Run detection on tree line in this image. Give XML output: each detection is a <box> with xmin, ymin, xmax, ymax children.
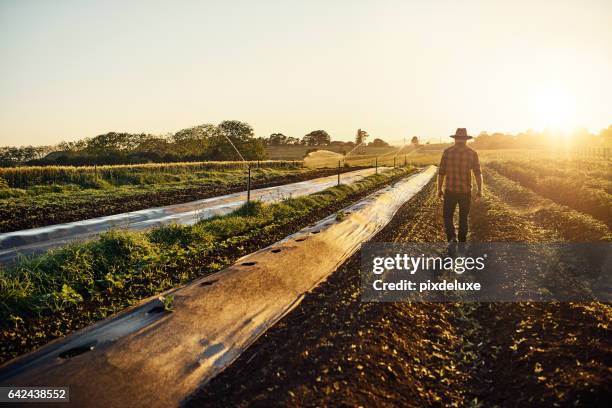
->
<box><xmin>0</xmin><ymin>124</ymin><xmax>392</xmax><ymax>167</ymax></box>
<box><xmin>470</xmin><ymin>126</ymin><xmax>612</xmax><ymax>150</ymax></box>
<box><xmin>8</xmin><ymin>121</ymin><xmax>605</xmax><ymax>167</ymax></box>
<box><xmin>0</xmin><ymin>121</ymin><xmax>266</xmax><ymax>167</ymax></box>
<box><xmin>268</xmin><ymin>129</ymin><xmax>389</xmax><ymax>148</ymax></box>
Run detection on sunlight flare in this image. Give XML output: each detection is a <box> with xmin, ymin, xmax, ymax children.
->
<box><xmin>530</xmin><ymin>86</ymin><xmax>577</xmax><ymax>132</ymax></box>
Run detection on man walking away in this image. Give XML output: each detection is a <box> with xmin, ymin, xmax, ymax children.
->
<box><xmin>437</xmin><ymin>128</ymin><xmax>482</xmax><ymax>243</ymax></box>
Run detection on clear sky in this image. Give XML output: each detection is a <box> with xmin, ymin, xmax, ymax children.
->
<box><xmin>1</xmin><ymin>0</ymin><xmax>611</xmax><ymax>146</ymax></box>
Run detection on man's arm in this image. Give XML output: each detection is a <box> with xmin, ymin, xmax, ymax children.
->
<box><xmin>472</xmin><ymin>151</ymin><xmax>483</xmax><ymax>197</ymax></box>
<box><xmin>437</xmin><ymin>151</ymin><xmax>447</xmax><ymax>198</ymax></box>
<box><xmin>437</xmin><ymin>174</ymin><xmax>445</xmax><ymax>198</ymax></box>
<box><xmin>474</xmin><ymin>173</ymin><xmax>483</xmax><ymax>197</ymax></box>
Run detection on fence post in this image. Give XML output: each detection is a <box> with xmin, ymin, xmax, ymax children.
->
<box><xmin>404</xmin><ymin>155</ymin><xmax>407</xmax><ymax>166</ymax></box>
<box><xmin>338</xmin><ymin>160</ymin><xmax>341</xmax><ymax>186</ymax></box>
<box><xmin>375</xmin><ymin>157</ymin><xmax>378</xmax><ymax>174</ymax></box>
<box><xmin>246</xmin><ymin>165</ymin><xmax>251</xmax><ymax>215</ymax></box>
<box><xmin>393</xmin><ymin>157</ymin><xmax>396</xmax><ymax>167</ymax></box>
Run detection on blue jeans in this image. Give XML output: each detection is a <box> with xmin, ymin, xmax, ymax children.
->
<box><xmin>443</xmin><ymin>190</ymin><xmax>471</xmax><ymax>242</ymax></box>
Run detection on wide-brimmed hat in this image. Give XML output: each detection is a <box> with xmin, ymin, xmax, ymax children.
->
<box><xmin>450</xmin><ymin>128</ymin><xmax>473</xmax><ymax>139</ymax></box>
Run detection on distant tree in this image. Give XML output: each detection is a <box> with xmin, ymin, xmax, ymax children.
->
<box><xmin>472</xmin><ymin>132</ymin><xmax>515</xmax><ymax>149</ymax></box>
<box><xmin>171</xmin><ymin>124</ymin><xmax>217</xmax><ymax>156</ymax></box>
<box><xmin>58</xmin><ymin>139</ymin><xmax>88</xmax><ymax>152</ymax></box>
<box><xmin>601</xmin><ymin>125</ymin><xmax>612</xmax><ymax>146</ymax></box>
<box><xmin>207</xmin><ymin>120</ymin><xmax>266</xmax><ymax>160</ymax></box>
<box><xmin>85</xmin><ymin>132</ymin><xmax>142</xmax><ymax>152</ymax></box>
<box><xmin>268</xmin><ymin>133</ymin><xmax>288</xmax><ymax>146</ymax></box>
<box><xmin>302</xmin><ymin>130</ymin><xmax>331</xmax><ymax>146</ymax></box>
<box><xmin>286</xmin><ymin>136</ymin><xmax>300</xmax><ymax>145</ymax></box>
<box><xmin>0</xmin><ymin>145</ymin><xmax>58</xmax><ymax>166</ymax></box>
<box><xmin>355</xmin><ymin>129</ymin><xmax>368</xmax><ymax>145</ymax></box>
<box><xmin>410</xmin><ymin>136</ymin><xmax>419</xmax><ymax>145</ymax></box>
<box><xmin>218</xmin><ymin>120</ymin><xmax>254</xmax><ymax>142</ymax></box>
<box><xmin>173</xmin><ymin>124</ymin><xmax>217</xmax><ymax>142</ymax></box>
<box><xmin>1</xmin><ymin>120</ymin><xmax>271</xmax><ymax>166</ymax></box>
<box><xmin>267</xmin><ymin>133</ymin><xmax>300</xmax><ymax>146</ymax></box>
<box><xmin>135</xmin><ymin>135</ymin><xmax>174</xmax><ymax>156</ymax></box>
<box><xmin>369</xmin><ymin>138</ymin><xmax>389</xmax><ymax>147</ymax></box>
<box><xmin>0</xmin><ymin>146</ymin><xmax>55</xmax><ymax>166</ymax></box>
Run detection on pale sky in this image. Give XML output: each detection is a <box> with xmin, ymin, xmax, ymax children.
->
<box><xmin>1</xmin><ymin>0</ymin><xmax>611</xmax><ymax>146</ymax></box>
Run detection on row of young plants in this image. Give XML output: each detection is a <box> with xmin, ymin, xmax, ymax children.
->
<box><xmin>487</xmin><ymin>160</ymin><xmax>611</xmax><ymax>227</ymax></box>
<box><xmin>0</xmin><ymin>159</ymin><xmax>303</xmax><ymax>189</ymax></box>
<box><xmin>467</xmin><ymin>190</ymin><xmax>611</xmax><ymax>406</ymax></box>
<box><xmin>482</xmin><ymin>167</ymin><xmax>610</xmax><ymax>242</ymax></box>
<box><xmin>0</xmin><ymin>167</ymin><xmax>415</xmax><ymax>363</ymax></box>
<box><xmin>0</xmin><ymin>167</ymin><xmax>330</xmax><ymax>232</ymax></box>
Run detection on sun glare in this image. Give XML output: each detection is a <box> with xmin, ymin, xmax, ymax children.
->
<box><xmin>530</xmin><ymin>86</ymin><xmax>577</xmax><ymax>132</ymax></box>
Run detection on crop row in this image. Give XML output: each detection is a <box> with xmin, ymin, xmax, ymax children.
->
<box><xmin>497</xmin><ymin>158</ymin><xmax>610</xmax><ymax>191</ymax></box>
<box><xmin>0</xmin><ymin>167</ymin><xmax>330</xmax><ymax>232</ymax></box>
<box><xmin>482</xmin><ymin>167</ymin><xmax>610</xmax><ymax>242</ymax></box>
<box><xmin>487</xmin><ymin>161</ymin><xmax>611</xmax><ymax>227</ymax></box>
<box><xmin>0</xmin><ymin>160</ymin><xmax>303</xmax><ymax>189</ymax></box>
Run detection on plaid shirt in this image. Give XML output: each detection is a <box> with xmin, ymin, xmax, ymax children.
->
<box><xmin>439</xmin><ymin>145</ymin><xmax>481</xmax><ymax>193</ymax></box>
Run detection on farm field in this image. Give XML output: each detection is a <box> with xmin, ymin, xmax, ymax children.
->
<box><xmin>0</xmin><ymin>156</ymin><xmax>610</xmax><ymax>407</ymax></box>
<box><xmin>3</xmin><ymin>2</ymin><xmax>611</xmax><ymax>406</ymax></box>
<box><xmin>0</xmin><ymin>147</ymin><xmax>556</xmax><ymax>235</ymax></box>
<box><xmin>189</xmin><ymin>160</ymin><xmax>611</xmax><ymax>407</ymax></box>
<box><xmin>303</xmin><ymin>147</ymin><xmax>579</xmax><ymax>169</ymax></box>
<box><xmin>0</xmin><ymin>166</ymin><xmax>416</xmax><ymax>363</ymax></box>
<box><xmin>0</xmin><ymin>161</ymin><xmax>373</xmax><ymax>233</ymax></box>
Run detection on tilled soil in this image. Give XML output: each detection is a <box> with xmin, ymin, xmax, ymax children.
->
<box><xmin>466</xmin><ymin>171</ymin><xmax>611</xmax><ymax>407</ymax></box>
<box><xmin>187</xmin><ymin>173</ymin><xmax>611</xmax><ymax>407</ymax></box>
<box><xmin>188</xmin><ymin>182</ymin><xmax>474</xmax><ymax>407</ymax></box>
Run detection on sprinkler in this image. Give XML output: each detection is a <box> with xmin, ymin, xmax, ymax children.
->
<box><xmin>220</xmin><ymin>134</ymin><xmax>251</xmax><ymax>213</ymax></box>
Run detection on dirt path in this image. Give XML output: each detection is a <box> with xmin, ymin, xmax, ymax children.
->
<box><xmin>186</xmin><ymin>174</ymin><xmax>611</xmax><ymax>407</ymax></box>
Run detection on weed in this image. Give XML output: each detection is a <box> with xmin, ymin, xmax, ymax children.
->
<box><xmin>161</xmin><ymin>295</ymin><xmax>174</xmax><ymax>312</ymax></box>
